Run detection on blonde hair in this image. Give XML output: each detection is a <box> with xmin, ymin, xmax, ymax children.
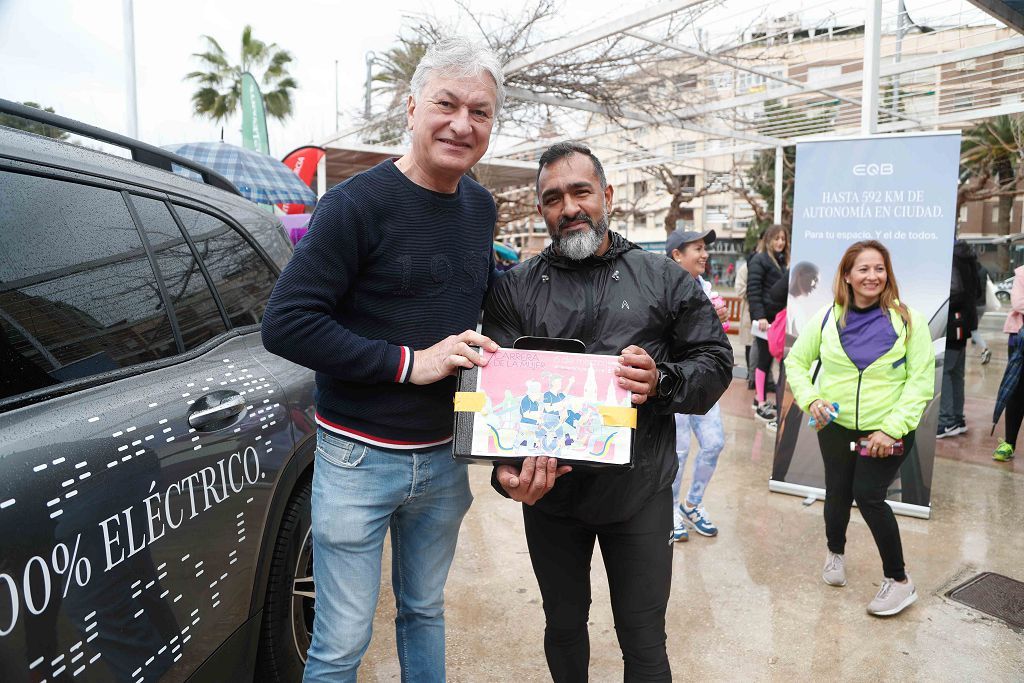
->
<box><xmin>761</xmin><ymin>224</ymin><xmax>789</xmax><ymax>268</ymax></box>
<box><xmin>833</xmin><ymin>240</ymin><xmax>910</xmax><ymax>332</ymax></box>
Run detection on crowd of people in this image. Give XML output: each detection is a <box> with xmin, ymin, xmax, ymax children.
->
<box><xmin>259</xmin><ymin>34</ymin><xmax>1011</xmax><ymax>683</ymax></box>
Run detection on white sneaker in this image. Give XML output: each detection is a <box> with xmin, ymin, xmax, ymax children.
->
<box><xmin>822</xmin><ymin>552</ymin><xmax>847</xmax><ymax>587</ymax></box>
<box><xmin>867</xmin><ymin>575</ymin><xmax>917</xmax><ymax>616</ymax></box>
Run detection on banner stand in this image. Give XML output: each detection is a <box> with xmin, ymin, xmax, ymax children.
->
<box><xmin>768</xmin><ymin>480</ymin><xmax>932</xmax><ymax>520</ymax></box>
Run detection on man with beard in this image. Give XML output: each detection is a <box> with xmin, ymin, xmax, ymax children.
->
<box><xmin>483</xmin><ymin>141</ymin><xmax>733</xmax><ymax>681</ymax></box>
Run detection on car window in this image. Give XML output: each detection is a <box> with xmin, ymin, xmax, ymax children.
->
<box><xmin>129</xmin><ymin>195</ymin><xmax>229</xmax><ymax>350</ymax></box>
<box><xmin>0</xmin><ymin>172</ymin><xmax>178</xmax><ymax>402</ymax></box>
<box><xmin>172</xmin><ymin>205</ymin><xmax>277</xmax><ymax>328</ymax></box>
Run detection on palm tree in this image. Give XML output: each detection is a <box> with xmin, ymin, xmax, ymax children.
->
<box><xmin>359</xmin><ymin>40</ymin><xmax>429</xmax><ymax>144</ymax></box>
<box><xmin>960</xmin><ymin>115</ymin><xmax>1023</xmax><ymax>235</ymax></box>
<box><xmin>185</xmin><ymin>25</ymin><xmax>297</xmax><ymax>124</ymax></box>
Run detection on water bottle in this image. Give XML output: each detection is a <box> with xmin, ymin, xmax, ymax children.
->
<box><xmin>852</xmin><ymin>439</ymin><xmax>905</xmax><ymax>457</ymax></box>
<box><xmin>807</xmin><ymin>402</ymin><xmax>839</xmax><ymax>431</ymax></box>
<box><xmin>710</xmin><ymin>293</ymin><xmax>730</xmax><ymax>332</ymax></box>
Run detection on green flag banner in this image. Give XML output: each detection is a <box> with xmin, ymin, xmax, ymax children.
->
<box><xmin>241</xmin><ymin>71</ymin><xmax>269</xmax><ymax>155</ymax></box>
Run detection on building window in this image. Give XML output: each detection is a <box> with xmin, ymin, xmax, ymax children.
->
<box><xmin>672</xmin><ymin>141</ymin><xmax>696</xmax><ymax>157</ymax></box>
<box><xmin>992</xmin><ymin>205</ymin><xmax>1001</xmax><ymax>223</ymax></box>
<box><xmin>705</xmin><ymin>205</ymin><xmax>729</xmax><ymax>224</ymax></box>
<box><xmin>807</xmin><ymin>65</ymin><xmax>842</xmax><ymax>83</ymax></box>
<box><xmin>1003</xmin><ymin>54</ymin><xmax>1024</xmax><ymax>70</ymax></box>
<box><xmin>674</xmin><ymin>174</ymin><xmax>696</xmax><ymax>191</ymax></box>
<box><xmin>952</xmin><ymin>93</ymin><xmax>974</xmax><ymax>110</ymax></box>
<box><xmin>955</xmin><ymin>58</ymin><xmax>976</xmax><ymax>72</ymax></box>
<box><xmin>632</xmin><ymin>181</ymin><xmax>649</xmax><ymax>199</ymax></box>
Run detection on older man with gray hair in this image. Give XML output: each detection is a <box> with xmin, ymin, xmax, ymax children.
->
<box><xmin>261</xmin><ymin>37</ymin><xmax>505</xmax><ymax>682</ymax></box>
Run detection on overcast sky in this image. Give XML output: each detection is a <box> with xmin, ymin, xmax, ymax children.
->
<box><xmin>0</xmin><ymin>0</ymin><xmax>995</xmax><ymax>158</ymax></box>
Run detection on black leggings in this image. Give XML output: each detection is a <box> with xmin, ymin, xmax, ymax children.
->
<box><xmin>1005</xmin><ymin>338</ymin><xmax>1024</xmax><ymax>449</ymax></box>
<box><xmin>754</xmin><ymin>336</ymin><xmax>773</xmax><ymax>374</ymax></box>
<box><xmin>522</xmin><ymin>488</ymin><xmax>673</xmax><ymax>683</ymax></box>
<box><xmin>817</xmin><ymin>424</ymin><xmax>914</xmax><ymax>581</ymax></box>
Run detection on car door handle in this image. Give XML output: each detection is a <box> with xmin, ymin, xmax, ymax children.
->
<box><xmin>188</xmin><ymin>392</ymin><xmax>247</xmax><ymax>430</ymax></box>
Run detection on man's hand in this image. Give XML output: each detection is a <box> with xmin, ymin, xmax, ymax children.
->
<box><xmin>496</xmin><ymin>457</ymin><xmax>572</xmax><ymax>505</ymax></box>
<box><xmin>410</xmin><ymin>330</ymin><xmax>498</xmax><ymax>385</ymax></box>
<box><xmin>616</xmin><ymin>345</ymin><xmax>658</xmax><ymax>406</ymax></box>
<box><xmin>864</xmin><ymin>430</ymin><xmax>897</xmax><ymax>458</ymax></box>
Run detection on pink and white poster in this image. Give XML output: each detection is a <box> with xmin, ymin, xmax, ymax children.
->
<box><xmin>469</xmin><ymin>348</ymin><xmax>633</xmax><ymax>465</ymax></box>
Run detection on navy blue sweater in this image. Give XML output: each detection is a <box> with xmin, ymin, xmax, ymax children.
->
<box><xmin>261</xmin><ymin>160</ymin><xmax>496</xmax><ymax>447</ymax></box>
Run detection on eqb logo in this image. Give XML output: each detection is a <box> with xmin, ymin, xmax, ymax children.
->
<box><xmin>852</xmin><ymin>163</ymin><xmax>894</xmax><ymax>176</ymax></box>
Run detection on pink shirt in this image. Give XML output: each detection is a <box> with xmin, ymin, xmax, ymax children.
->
<box><xmin>1003</xmin><ymin>265</ymin><xmax>1024</xmax><ymax>335</ymax></box>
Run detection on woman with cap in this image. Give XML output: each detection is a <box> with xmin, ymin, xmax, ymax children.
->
<box><xmin>665</xmin><ymin>229</ymin><xmax>729</xmax><ymax>541</ymax></box>
<box><xmin>747</xmin><ymin>225</ymin><xmax>789</xmax><ymax>424</ymax></box>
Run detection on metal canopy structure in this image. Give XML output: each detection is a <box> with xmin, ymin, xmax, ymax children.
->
<box><xmin>489</xmin><ymin>0</ymin><xmax>1024</xmax><ymax>169</ymax></box>
<box><xmin>319</xmin><ymin>0</ymin><xmax>1024</xmax><ymax>227</ymax></box>
<box><xmin>967</xmin><ymin>0</ymin><xmax>1024</xmax><ymax>32</ymax></box>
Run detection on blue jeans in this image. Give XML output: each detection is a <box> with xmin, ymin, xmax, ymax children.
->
<box><xmin>671</xmin><ymin>405</ymin><xmax>725</xmax><ymax>507</ymax></box>
<box><xmin>303</xmin><ymin>429</ymin><xmax>473</xmax><ymax>683</ymax></box>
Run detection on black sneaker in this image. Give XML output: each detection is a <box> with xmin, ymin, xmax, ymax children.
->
<box><xmin>755</xmin><ymin>404</ymin><xmax>777</xmax><ymax>422</ymax></box>
<box><xmin>936</xmin><ymin>423</ymin><xmax>959</xmax><ymax>439</ymax></box>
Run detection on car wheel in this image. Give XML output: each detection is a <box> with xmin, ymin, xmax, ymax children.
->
<box><xmin>256</xmin><ymin>476</ymin><xmax>314</xmax><ymax>682</ymax></box>
<box><xmin>997</xmin><ymin>290</ymin><xmax>1010</xmax><ymax>304</ymax></box>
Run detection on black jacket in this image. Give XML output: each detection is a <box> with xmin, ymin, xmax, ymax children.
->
<box><xmin>747</xmin><ymin>251</ymin><xmax>787</xmax><ymax>323</ymax></box>
<box><xmin>481</xmin><ymin>232</ymin><xmax>734</xmax><ymax>524</ymax></box>
<box><xmin>947</xmin><ymin>241</ymin><xmax>980</xmax><ymax>347</ymax></box>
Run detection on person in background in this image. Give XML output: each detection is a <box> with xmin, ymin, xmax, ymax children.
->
<box><xmin>938</xmin><ymin>240</ymin><xmax>980</xmax><ymax>439</ymax></box>
<box><xmin>747</xmin><ymin>224</ymin><xmax>789</xmax><ymax>424</ymax></box>
<box><xmin>735</xmin><ymin>253</ymin><xmax>754</xmax><ymax>390</ymax></box>
<box><xmin>786</xmin><ymin>240</ymin><xmax>934</xmax><ymax>617</ymax></box>
<box><xmin>993</xmin><ymin>264</ymin><xmax>1024</xmax><ymax>462</ymax></box>
<box><xmin>666</xmin><ymin>228</ymin><xmax>729</xmax><ymax>542</ymax></box>
<box><xmin>972</xmin><ymin>256</ymin><xmax>992</xmax><ymax>365</ymax></box>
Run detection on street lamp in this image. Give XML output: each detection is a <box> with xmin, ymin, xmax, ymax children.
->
<box><xmin>364</xmin><ymin>51</ymin><xmax>378</xmax><ymax>120</ymax></box>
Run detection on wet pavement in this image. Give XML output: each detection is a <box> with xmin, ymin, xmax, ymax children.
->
<box><xmin>358</xmin><ymin>314</ymin><xmax>1023</xmax><ymax>681</ymax></box>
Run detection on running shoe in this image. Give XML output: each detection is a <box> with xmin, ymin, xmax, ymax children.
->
<box><xmin>822</xmin><ymin>552</ymin><xmax>847</xmax><ymax>587</ymax></box>
<box><xmin>981</xmin><ymin>348</ymin><xmax>992</xmax><ymax>365</ymax></box>
<box><xmin>936</xmin><ymin>423</ymin><xmax>959</xmax><ymax>439</ymax></box>
<box><xmin>867</xmin><ymin>575</ymin><xmax>917</xmax><ymax>616</ymax></box>
<box><xmin>755</xmin><ymin>404</ymin><xmax>777</xmax><ymax>423</ymax></box>
<box><xmin>681</xmin><ymin>504</ymin><xmax>718</xmax><ymax>537</ymax></box>
<box><xmin>993</xmin><ymin>440</ymin><xmax>1015</xmax><ymax>462</ymax></box>
<box><xmin>672</xmin><ymin>510</ymin><xmax>689</xmax><ymax>542</ymax></box>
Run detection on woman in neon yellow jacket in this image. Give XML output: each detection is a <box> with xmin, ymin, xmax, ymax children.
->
<box><xmin>785</xmin><ymin>240</ymin><xmax>935</xmax><ymax>617</ymax></box>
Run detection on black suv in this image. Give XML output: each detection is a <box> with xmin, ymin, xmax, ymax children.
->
<box><xmin>0</xmin><ymin>100</ymin><xmax>316</xmax><ymax>682</ymax></box>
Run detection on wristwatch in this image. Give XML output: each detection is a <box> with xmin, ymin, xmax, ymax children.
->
<box><xmin>656</xmin><ymin>370</ymin><xmax>679</xmax><ymax>399</ymax></box>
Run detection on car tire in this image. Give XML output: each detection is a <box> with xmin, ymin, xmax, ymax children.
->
<box><xmin>997</xmin><ymin>290</ymin><xmax>1011</xmax><ymax>304</ymax></box>
<box><xmin>255</xmin><ymin>475</ymin><xmax>314</xmax><ymax>682</ymax></box>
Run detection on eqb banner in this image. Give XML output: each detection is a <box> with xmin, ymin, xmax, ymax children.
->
<box><xmin>770</xmin><ymin>131</ymin><xmax>961</xmax><ymax>518</ymax></box>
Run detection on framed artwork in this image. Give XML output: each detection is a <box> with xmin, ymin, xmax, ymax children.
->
<box><xmin>453</xmin><ymin>347</ymin><xmax>634</xmax><ymax>468</ymax></box>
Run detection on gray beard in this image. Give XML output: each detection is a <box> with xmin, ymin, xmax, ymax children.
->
<box><xmin>553</xmin><ymin>213</ymin><xmax>609</xmax><ymax>261</ymax></box>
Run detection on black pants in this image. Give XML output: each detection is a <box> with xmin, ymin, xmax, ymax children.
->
<box><xmin>817</xmin><ymin>424</ymin><xmax>914</xmax><ymax>581</ymax></box>
<box><xmin>522</xmin><ymin>488</ymin><xmax>673</xmax><ymax>683</ymax></box>
<box><xmin>754</xmin><ymin>336</ymin><xmax>773</xmax><ymax>375</ymax></box>
<box><xmin>1005</xmin><ymin>338</ymin><xmax>1024</xmax><ymax>448</ymax></box>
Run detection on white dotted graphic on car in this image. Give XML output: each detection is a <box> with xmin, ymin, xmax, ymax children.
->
<box><xmin>6</xmin><ymin>356</ymin><xmax>290</xmax><ymax>675</ymax></box>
